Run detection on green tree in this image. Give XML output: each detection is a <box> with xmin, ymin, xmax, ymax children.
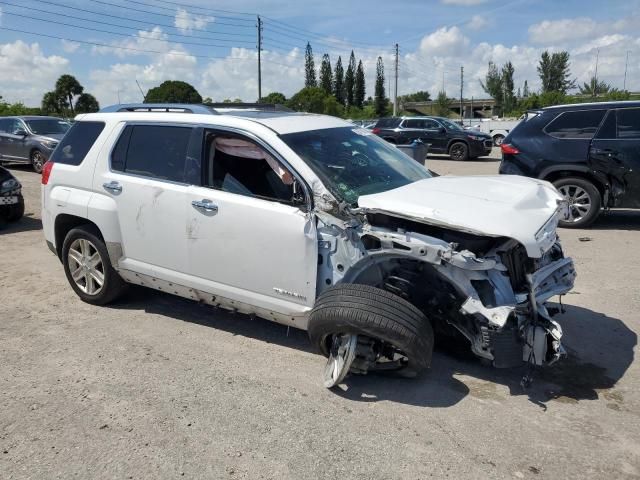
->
<box><xmin>322</xmin><ymin>95</ymin><xmax>344</xmax><ymax>117</ymax></box>
<box><xmin>75</xmin><ymin>93</ymin><xmax>100</xmax><ymax>113</ymax></box>
<box><xmin>333</xmin><ymin>56</ymin><xmax>345</xmax><ymax>105</ymax></box>
<box><xmin>522</xmin><ymin>80</ymin><xmax>530</xmax><ymax>98</ymax></box>
<box><xmin>480</xmin><ymin>61</ymin><xmax>503</xmax><ymax>110</ymax></box>
<box><xmin>287</xmin><ymin>86</ymin><xmax>327</xmax><ymax>113</ymax></box>
<box><xmin>202</xmin><ymin>97</ymin><xmax>213</xmax><ymax>104</ymax></box>
<box><xmin>222</xmin><ymin>98</ymin><xmax>243</xmax><ymax>103</ymax></box>
<box><xmin>344</xmin><ymin>51</ymin><xmax>356</xmax><ymax>107</ymax></box>
<box><xmin>41</xmin><ymin>91</ymin><xmax>65</xmax><ymax>114</ymax></box>
<box><xmin>538</xmin><ymin>51</ymin><xmax>576</xmax><ymax>94</ymax></box>
<box><xmin>260</xmin><ymin>92</ymin><xmax>287</xmax><ymax>104</ymax></box>
<box><xmin>579</xmin><ymin>76</ymin><xmax>611</xmax><ymax>96</ymax></box>
<box><xmin>399</xmin><ymin>91</ymin><xmax>431</xmax><ymax>103</ymax></box>
<box><xmin>502</xmin><ymin>61</ymin><xmax>516</xmax><ymax>113</ymax></box>
<box><xmin>304</xmin><ymin>42</ymin><xmax>317</xmax><ymax>88</ymax></box>
<box><xmin>434</xmin><ymin>90</ymin><xmax>450</xmax><ymax>117</ymax></box>
<box><xmin>374</xmin><ymin>56</ymin><xmax>386</xmax><ymax>116</ymax></box>
<box><xmin>319</xmin><ymin>54</ymin><xmax>333</xmax><ymax>95</ymax></box>
<box><xmin>354</xmin><ymin>60</ymin><xmax>366</xmax><ymax>108</ymax></box>
<box><xmin>55</xmin><ymin>74</ymin><xmax>83</xmax><ymax>115</ymax></box>
<box><xmin>144</xmin><ymin>80</ymin><xmax>202</xmax><ymax>103</ymax></box>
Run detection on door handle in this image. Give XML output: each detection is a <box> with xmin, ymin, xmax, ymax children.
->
<box><xmin>103</xmin><ymin>181</ymin><xmax>122</xmax><ymax>193</ymax></box>
<box><xmin>192</xmin><ymin>199</ymin><xmax>218</xmax><ymax>213</ymax></box>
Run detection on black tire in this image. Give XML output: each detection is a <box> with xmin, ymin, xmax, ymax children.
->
<box><xmin>5</xmin><ymin>196</ymin><xmax>24</xmax><ymax>222</ymax></box>
<box><xmin>493</xmin><ymin>134</ymin><xmax>505</xmax><ymax>146</ymax></box>
<box><xmin>553</xmin><ymin>177</ymin><xmax>601</xmax><ymax>228</ymax></box>
<box><xmin>449</xmin><ymin>142</ymin><xmax>469</xmax><ymax>161</ymax></box>
<box><xmin>31</xmin><ymin>150</ymin><xmax>46</xmax><ymax>174</ymax></box>
<box><xmin>62</xmin><ymin>225</ymin><xmax>127</xmax><ymax>305</ymax></box>
<box><xmin>308</xmin><ymin>284</ymin><xmax>434</xmax><ymax>377</ymax></box>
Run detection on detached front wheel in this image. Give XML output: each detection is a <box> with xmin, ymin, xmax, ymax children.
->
<box><xmin>308</xmin><ymin>284</ymin><xmax>434</xmax><ymax>388</ymax></box>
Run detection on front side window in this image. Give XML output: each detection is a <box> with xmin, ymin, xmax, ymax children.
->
<box><xmin>439</xmin><ymin>118</ymin><xmax>462</xmax><ymax>131</ymax></box>
<box><xmin>111</xmin><ymin>125</ymin><xmax>200</xmax><ymax>184</ymax></box>
<box><xmin>26</xmin><ymin>119</ymin><xmax>70</xmax><ymax>135</ymax></box>
<box><xmin>616</xmin><ymin>108</ymin><xmax>640</xmax><ymax>139</ymax></box>
<box><xmin>424</xmin><ymin>119</ymin><xmax>440</xmax><ymax>129</ymax></box>
<box><xmin>203</xmin><ymin>132</ymin><xmax>295</xmax><ymax>203</ymax></box>
<box><xmin>545</xmin><ymin>110</ymin><xmax>606</xmax><ymax>139</ymax></box>
<box><xmin>50</xmin><ymin>121</ymin><xmax>105</xmax><ymax>166</ymax></box>
<box><xmin>281</xmin><ymin>127</ymin><xmax>431</xmax><ymax>205</ymax></box>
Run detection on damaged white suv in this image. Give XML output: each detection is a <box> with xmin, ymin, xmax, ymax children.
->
<box><xmin>42</xmin><ymin>104</ymin><xmax>576</xmax><ymax>387</ymax></box>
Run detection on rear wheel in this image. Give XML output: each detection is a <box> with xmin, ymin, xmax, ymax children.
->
<box><xmin>493</xmin><ymin>134</ymin><xmax>505</xmax><ymax>146</ymax></box>
<box><xmin>449</xmin><ymin>142</ymin><xmax>469</xmax><ymax>161</ymax></box>
<box><xmin>553</xmin><ymin>177</ymin><xmax>601</xmax><ymax>228</ymax></box>
<box><xmin>62</xmin><ymin>225</ymin><xmax>127</xmax><ymax>305</ymax></box>
<box><xmin>30</xmin><ymin>150</ymin><xmax>46</xmax><ymax>174</ymax></box>
<box><xmin>308</xmin><ymin>284</ymin><xmax>434</xmax><ymax>387</ymax></box>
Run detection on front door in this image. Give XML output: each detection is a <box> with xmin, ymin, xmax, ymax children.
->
<box><xmin>422</xmin><ymin>118</ymin><xmax>448</xmax><ymax>152</ymax></box>
<box><xmin>590</xmin><ymin>107</ymin><xmax>640</xmax><ymax>208</ymax></box>
<box><xmin>185</xmin><ymin>129</ymin><xmax>317</xmax><ymax>319</ymax></box>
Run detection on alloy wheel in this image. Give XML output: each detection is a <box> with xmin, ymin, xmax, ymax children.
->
<box><xmin>558</xmin><ymin>184</ymin><xmax>592</xmax><ymax>223</ymax></box>
<box><xmin>31</xmin><ymin>151</ymin><xmax>45</xmax><ymax>174</ymax></box>
<box><xmin>67</xmin><ymin>238</ymin><xmax>105</xmax><ymax>295</ymax></box>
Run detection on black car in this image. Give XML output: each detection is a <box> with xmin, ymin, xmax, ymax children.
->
<box><xmin>0</xmin><ymin>116</ymin><xmax>70</xmax><ymax>173</ymax></box>
<box><xmin>372</xmin><ymin>116</ymin><xmax>493</xmax><ymax>161</ymax></box>
<box><xmin>0</xmin><ymin>165</ymin><xmax>24</xmax><ymax>225</ymax></box>
<box><xmin>500</xmin><ymin>101</ymin><xmax>640</xmax><ymax>228</ymax></box>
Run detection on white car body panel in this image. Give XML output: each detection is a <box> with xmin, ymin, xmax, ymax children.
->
<box><xmin>358</xmin><ymin>175</ymin><xmax>563</xmax><ymax>258</ymax></box>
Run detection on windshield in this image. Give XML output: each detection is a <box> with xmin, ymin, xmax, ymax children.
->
<box><xmin>281</xmin><ymin>127</ymin><xmax>431</xmax><ymax>205</ymax></box>
<box><xmin>26</xmin><ymin>119</ymin><xmax>70</xmax><ymax>135</ymax></box>
<box><xmin>439</xmin><ymin>118</ymin><xmax>463</xmax><ymax>131</ymax></box>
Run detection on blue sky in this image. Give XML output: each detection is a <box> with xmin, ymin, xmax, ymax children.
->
<box><xmin>0</xmin><ymin>0</ymin><xmax>639</xmax><ymax>106</ymax></box>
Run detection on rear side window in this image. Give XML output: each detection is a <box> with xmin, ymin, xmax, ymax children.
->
<box><xmin>544</xmin><ymin>110</ymin><xmax>606</xmax><ymax>139</ymax></box>
<box><xmin>50</xmin><ymin>121</ymin><xmax>105</xmax><ymax>166</ymax></box>
<box><xmin>111</xmin><ymin>125</ymin><xmax>200</xmax><ymax>184</ymax></box>
<box><xmin>375</xmin><ymin>118</ymin><xmax>401</xmax><ymax>128</ymax></box>
<box><xmin>404</xmin><ymin>119</ymin><xmax>424</xmax><ymax>128</ymax></box>
<box><xmin>617</xmin><ymin>108</ymin><xmax>640</xmax><ymax>139</ymax></box>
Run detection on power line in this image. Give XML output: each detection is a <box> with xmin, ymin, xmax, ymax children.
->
<box><xmin>124</xmin><ymin>0</ymin><xmax>256</xmax><ymax>17</ymax></box>
<box><xmin>121</xmin><ymin>0</ymin><xmax>255</xmax><ymax>21</ymax></box>
<box><xmin>0</xmin><ymin>10</ymin><xmax>254</xmax><ymax>48</ymax></box>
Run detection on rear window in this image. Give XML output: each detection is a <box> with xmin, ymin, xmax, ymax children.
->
<box><xmin>50</xmin><ymin>121</ymin><xmax>105</xmax><ymax>166</ymax></box>
<box><xmin>111</xmin><ymin>125</ymin><xmax>200</xmax><ymax>184</ymax></box>
<box><xmin>544</xmin><ymin>109</ymin><xmax>606</xmax><ymax>139</ymax></box>
<box><xmin>375</xmin><ymin>118</ymin><xmax>401</xmax><ymax>128</ymax></box>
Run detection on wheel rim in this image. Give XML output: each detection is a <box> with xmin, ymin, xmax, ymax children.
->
<box><xmin>32</xmin><ymin>151</ymin><xmax>45</xmax><ymax>172</ymax></box>
<box><xmin>558</xmin><ymin>185</ymin><xmax>592</xmax><ymax>223</ymax></box>
<box><xmin>323</xmin><ymin>334</ymin><xmax>358</xmax><ymax>388</ymax></box>
<box><xmin>67</xmin><ymin>238</ymin><xmax>105</xmax><ymax>295</ymax></box>
<box><xmin>450</xmin><ymin>144</ymin><xmax>465</xmax><ymax>160</ymax></box>
<box><xmin>494</xmin><ymin>136</ymin><xmax>504</xmax><ymax>146</ymax></box>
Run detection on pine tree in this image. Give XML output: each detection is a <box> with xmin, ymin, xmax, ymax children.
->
<box><xmin>319</xmin><ymin>54</ymin><xmax>333</xmax><ymax>95</ymax></box>
<box><xmin>354</xmin><ymin>60</ymin><xmax>366</xmax><ymax>108</ymax></box>
<box><xmin>501</xmin><ymin>61</ymin><xmax>515</xmax><ymax>114</ymax></box>
<box><xmin>333</xmin><ymin>56</ymin><xmax>345</xmax><ymax>105</ymax></box>
<box><xmin>304</xmin><ymin>42</ymin><xmax>317</xmax><ymax>88</ymax></box>
<box><xmin>480</xmin><ymin>61</ymin><xmax>503</xmax><ymax>107</ymax></box>
<box><xmin>374</xmin><ymin>56</ymin><xmax>386</xmax><ymax>116</ymax></box>
<box><xmin>537</xmin><ymin>51</ymin><xmax>575</xmax><ymax>94</ymax></box>
<box><xmin>523</xmin><ymin>80</ymin><xmax>530</xmax><ymax>98</ymax></box>
<box><xmin>344</xmin><ymin>51</ymin><xmax>356</xmax><ymax>107</ymax></box>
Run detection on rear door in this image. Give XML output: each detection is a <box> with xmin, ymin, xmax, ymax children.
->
<box><xmin>590</xmin><ymin>108</ymin><xmax>640</xmax><ymax>208</ymax></box>
<box><xmin>1</xmin><ymin>119</ymin><xmax>27</xmax><ymax>160</ymax></box>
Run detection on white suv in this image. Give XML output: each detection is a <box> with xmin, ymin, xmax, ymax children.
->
<box><xmin>42</xmin><ymin>103</ymin><xmax>576</xmax><ymax>387</ymax></box>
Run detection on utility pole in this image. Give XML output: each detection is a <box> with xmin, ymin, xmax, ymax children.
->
<box><xmin>460</xmin><ymin>66</ymin><xmax>464</xmax><ymax>122</ymax></box>
<box><xmin>257</xmin><ymin>15</ymin><xmax>263</xmax><ymax>102</ymax></box>
<box><xmin>624</xmin><ymin>50</ymin><xmax>630</xmax><ymax>91</ymax></box>
<box><xmin>393</xmin><ymin>43</ymin><xmax>399</xmax><ymax>117</ymax></box>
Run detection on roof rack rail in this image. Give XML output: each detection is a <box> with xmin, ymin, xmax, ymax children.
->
<box><xmin>99</xmin><ymin>103</ymin><xmax>219</xmax><ymax>115</ymax></box>
<box><xmin>206</xmin><ymin>103</ymin><xmax>293</xmax><ymax>112</ymax></box>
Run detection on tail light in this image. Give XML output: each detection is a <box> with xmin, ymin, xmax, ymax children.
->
<box><xmin>500</xmin><ymin>143</ymin><xmax>520</xmax><ymax>155</ymax></box>
<box><xmin>371</xmin><ymin>127</ymin><xmax>381</xmax><ymax>135</ymax></box>
<box><xmin>41</xmin><ymin>161</ymin><xmax>54</xmax><ymax>185</ymax></box>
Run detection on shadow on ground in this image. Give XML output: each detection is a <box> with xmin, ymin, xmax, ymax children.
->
<box><xmin>111</xmin><ymin>288</ymin><xmax>635</xmax><ymax>409</ymax></box>
<box><xmin>588</xmin><ymin>209</ymin><xmax>640</xmax><ymax>231</ymax></box>
<box><xmin>0</xmin><ymin>214</ymin><xmax>42</xmax><ymax>234</ymax></box>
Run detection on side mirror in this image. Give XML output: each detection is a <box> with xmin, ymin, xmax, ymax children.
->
<box><xmin>14</xmin><ymin>129</ymin><xmax>27</xmax><ymax>136</ymax></box>
<box><xmin>292</xmin><ymin>180</ymin><xmax>306</xmax><ymax>206</ymax></box>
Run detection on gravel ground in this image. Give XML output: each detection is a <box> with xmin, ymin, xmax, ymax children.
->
<box><xmin>1</xmin><ymin>152</ymin><xmax>639</xmax><ymax>479</ymax></box>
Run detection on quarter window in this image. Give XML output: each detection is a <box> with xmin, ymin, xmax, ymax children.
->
<box><xmin>544</xmin><ymin>110</ymin><xmax>606</xmax><ymax>139</ymax></box>
<box><xmin>111</xmin><ymin>125</ymin><xmax>200</xmax><ymax>184</ymax></box>
<box><xmin>616</xmin><ymin>108</ymin><xmax>640</xmax><ymax>139</ymax></box>
<box><xmin>50</xmin><ymin>121</ymin><xmax>105</xmax><ymax>166</ymax></box>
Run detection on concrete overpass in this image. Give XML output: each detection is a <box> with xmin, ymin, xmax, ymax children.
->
<box><xmin>403</xmin><ymin>98</ymin><xmax>497</xmax><ymax>118</ymax></box>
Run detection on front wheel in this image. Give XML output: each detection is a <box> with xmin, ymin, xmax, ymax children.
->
<box><xmin>448</xmin><ymin>142</ymin><xmax>469</xmax><ymax>161</ymax></box>
<box><xmin>308</xmin><ymin>284</ymin><xmax>434</xmax><ymax>387</ymax></box>
<box><xmin>553</xmin><ymin>177</ymin><xmax>601</xmax><ymax>228</ymax></box>
<box><xmin>30</xmin><ymin>150</ymin><xmax>46</xmax><ymax>174</ymax></box>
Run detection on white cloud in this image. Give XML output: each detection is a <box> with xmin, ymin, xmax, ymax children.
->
<box><xmin>419</xmin><ymin>26</ymin><xmax>469</xmax><ymax>57</ymax></box>
<box><xmin>467</xmin><ymin>14</ymin><xmax>489</xmax><ymax>31</ymax></box>
<box><xmin>0</xmin><ymin>40</ymin><xmax>69</xmax><ymax>105</ymax></box>
<box><xmin>528</xmin><ymin>17</ymin><xmax>598</xmax><ymax>44</ymax></box>
<box><xmin>441</xmin><ymin>0</ymin><xmax>488</xmax><ymax>5</ymax></box>
<box><xmin>174</xmin><ymin>8</ymin><xmax>214</xmax><ymax>34</ymax></box>
<box><xmin>61</xmin><ymin>40</ymin><xmax>81</xmax><ymax>54</ymax></box>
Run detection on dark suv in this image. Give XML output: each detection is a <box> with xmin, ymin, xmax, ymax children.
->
<box><xmin>372</xmin><ymin>116</ymin><xmax>493</xmax><ymax>161</ymax></box>
<box><xmin>0</xmin><ymin>116</ymin><xmax>70</xmax><ymax>173</ymax></box>
<box><xmin>500</xmin><ymin>101</ymin><xmax>640</xmax><ymax>228</ymax></box>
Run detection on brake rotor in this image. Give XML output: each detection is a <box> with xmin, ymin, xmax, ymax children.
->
<box><xmin>323</xmin><ymin>334</ymin><xmax>358</xmax><ymax>388</ymax></box>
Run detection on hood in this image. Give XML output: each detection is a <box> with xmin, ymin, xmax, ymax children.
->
<box><xmin>37</xmin><ymin>133</ymin><xmax>65</xmax><ymax>142</ymax></box>
<box><xmin>358</xmin><ymin>176</ymin><xmax>564</xmax><ymax>258</ymax></box>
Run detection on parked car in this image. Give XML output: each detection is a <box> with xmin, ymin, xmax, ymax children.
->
<box><xmin>0</xmin><ymin>116</ymin><xmax>70</xmax><ymax>173</ymax></box>
<box><xmin>42</xmin><ymin>103</ymin><xmax>574</xmax><ymax>388</ymax></box>
<box><xmin>0</xmin><ymin>165</ymin><xmax>24</xmax><ymax>225</ymax></box>
<box><xmin>500</xmin><ymin>101</ymin><xmax>640</xmax><ymax>228</ymax></box>
<box><xmin>372</xmin><ymin>116</ymin><xmax>493</xmax><ymax>161</ymax></box>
